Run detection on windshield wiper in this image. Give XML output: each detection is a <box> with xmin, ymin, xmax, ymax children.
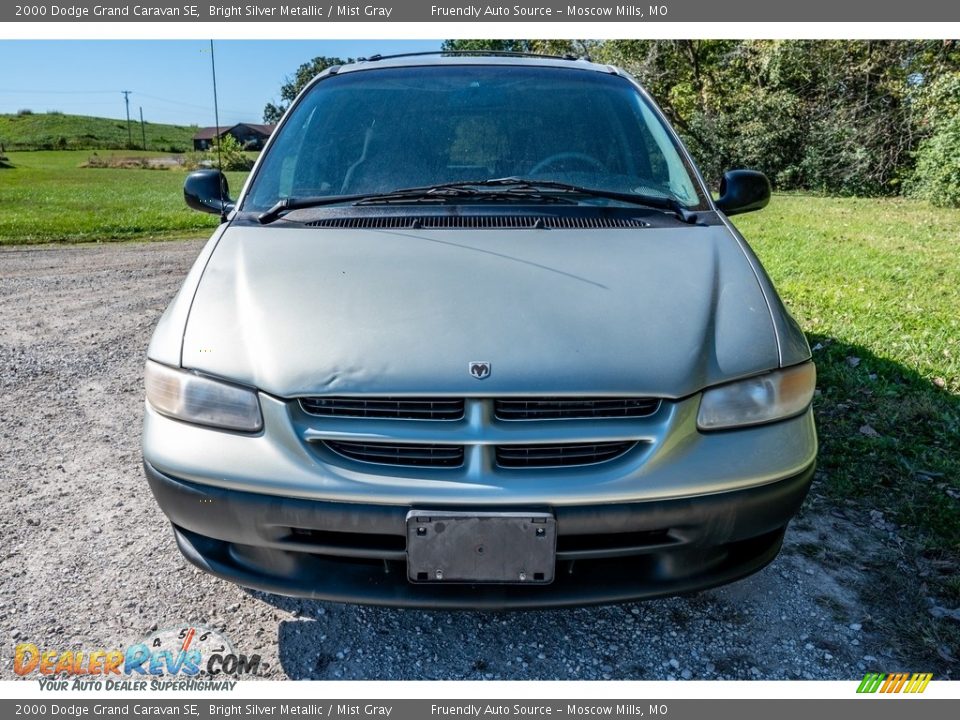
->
<box><xmin>257</xmin><ymin>184</ymin><xmax>573</xmax><ymax>224</ymax></box>
<box><xmin>461</xmin><ymin>177</ymin><xmax>700</xmax><ymax>223</ymax></box>
<box><xmin>258</xmin><ymin>193</ymin><xmax>376</xmax><ymax>224</ymax></box>
<box><xmin>257</xmin><ymin>178</ymin><xmax>697</xmax><ymax>225</ymax></box>
<box><xmin>353</xmin><ymin>184</ymin><xmax>574</xmax><ymax>206</ymax></box>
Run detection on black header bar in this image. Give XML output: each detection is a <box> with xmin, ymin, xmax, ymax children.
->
<box><xmin>4</xmin><ymin>1</ymin><xmax>959</xmax><ymax>23</ymax></box>
<box><xmin>0</xmin><ymin>700</ymin><xmax>956</xmax><ymax>720</ymax></box>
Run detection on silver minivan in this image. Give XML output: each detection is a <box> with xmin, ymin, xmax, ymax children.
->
<box><xmin>142</xmin><ymin>53</ymin><xmax>817</xmax><ymax>608</ymax></box>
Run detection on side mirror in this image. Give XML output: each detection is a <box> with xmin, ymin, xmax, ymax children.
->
<box><xmin>715</xmin><ymin>169</ymin><xmax>771</xmax><ymax>216</ymax></box>
<box><xmin>184</xmin><ymin>169</ymin><xmax>235</xmax><ymax>217</ymax></box>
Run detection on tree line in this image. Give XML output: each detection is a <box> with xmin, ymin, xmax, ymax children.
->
<box><xmin>263</xmin><ymin>40</ymin><xmax>960</xmax><ymax>207</ymax></box>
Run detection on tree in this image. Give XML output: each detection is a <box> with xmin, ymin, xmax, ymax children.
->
<box><xmin>573</xmin><ymin>40</ymin><xmax>958</xmax><ymax>194</ymax></box>
<box><xmin>263</xmin><ymin>55</ymin><xmax>352</xmax><ymax>123</ymax></box>
<box><xmin>208</xmin><ymin>134</ymin><xmax>254</xmax><ymax>171</ymax></box>
<box><xmin>592</xmin><ymin>40</ymin><xmax>738</xmax><ymax>183</ymax></box>
<box><xmin>909</xmin><ymin>71</ymin><xmax>960</xmax><ymax>207</ymax></box>
<box><xmin>440</xmin><ymin>39</ymin><xmax>589</xmax><ymax>57</ymax></box>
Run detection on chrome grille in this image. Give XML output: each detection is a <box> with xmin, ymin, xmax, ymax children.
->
<box><xmin>324</xmin><ymin>441</ymin><xmax>464</xmax><ymax>468</ymax></box>
<box><xmin>495</xmin><ymin>397</ymin><xmax>660</xmax><ymax>420</ymax></box>
<box><xmin>300</xmin><ymin>397</ymin><xmax>658</xmax><ymax>472</ymax></box>
<box><xmin>496</xmin><ymin>441</ymin><xmax>636</xmax><ymax>468</ymax></box>
<box><xmin>300</xmin><ymin>397</ymin><xmax>464</xmax><ymax>420</ymax></box>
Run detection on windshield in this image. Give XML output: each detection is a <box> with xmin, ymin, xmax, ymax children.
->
<box><xmin>243</xmin><ymin>64</ymin><xmax>707</xmax><ymax>212</ymax></box>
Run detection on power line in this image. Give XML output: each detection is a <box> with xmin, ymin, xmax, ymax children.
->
<box><xmin>0</xmin><ymin>88</ymin><xmax>253</xmax><ymax>118</ymax></box>
<box><xmin>134</xmin><ymin>92</ymin><xmax>250</xmax><ymax>116</ymax></box>
<box><xmin>0</xmin><ymin>89</ymin><xmax>118</xmax><ymax>95</ymax></box>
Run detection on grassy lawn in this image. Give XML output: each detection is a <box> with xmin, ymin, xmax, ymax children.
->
<box><xmin>735</xmin><ymin>196</ymin><xmax>959</xmax><ymax>528</ymax></box>
<box><xmin>735</xmin><ymin>195</ymin><xmax>960</xmax><ymax>661</ymax></box>
<box><xmin>0</xmin><ymin>151</ymin><xmax>249</xmax><ymax>244</ymax></box>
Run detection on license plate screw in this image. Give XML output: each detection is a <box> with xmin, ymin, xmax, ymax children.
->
<box><xmin>435</xmin><ymin>569</ymin><xmax>443</xmax><ymax>580</ymax></box>
<box><xmin>519</xmin><ymin>571</ymin><xmax>527</xmax><ymax>581</ymax></box>
<box><xmin>536</xmin><ymin>528</ymin><xmax>545</xmax><ymax>537</ymax></box>
<box><xmin>417</xmin><ymin>527</ymin><xmax>427</xmax><ymax>536</ymax></box>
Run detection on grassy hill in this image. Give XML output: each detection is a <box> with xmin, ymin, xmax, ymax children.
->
<box><xmin>0</xmin><ymin>111</ymin><xmax>199</xmax><ymax>152</ymax></box>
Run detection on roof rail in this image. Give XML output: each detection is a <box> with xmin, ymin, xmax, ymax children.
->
<box><xmin>356</xmin><ymin>50</ymin><xmax>593</xmax><ymax>63</ymax></box>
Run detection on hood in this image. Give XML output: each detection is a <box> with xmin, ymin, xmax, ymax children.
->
<box><xmin>180</xmin><ymin>224</ymin><xmax>778</xmax><ymax>397</ymax></box>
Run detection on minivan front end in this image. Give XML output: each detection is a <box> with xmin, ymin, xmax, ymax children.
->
<box><xmin>142</xmin><ymin>55</ymin><xmax>817</xmax><ymax>608</ymax></box>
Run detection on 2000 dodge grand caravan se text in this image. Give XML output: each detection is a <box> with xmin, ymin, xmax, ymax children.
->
<box><xmin>142</xmin><ymin>53</ymin><xmax>817</xmax><ymax>608</ymax></box>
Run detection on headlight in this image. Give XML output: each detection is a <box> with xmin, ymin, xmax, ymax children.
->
<box><xmin>145</xmin><ymin>360</ymin><xmax>263</xmax><ymax>433</ymax></box>
<box><xmin>697</xmin><ymin>362</ymin><xmax>816</xmax><ymax>430</ymax></box>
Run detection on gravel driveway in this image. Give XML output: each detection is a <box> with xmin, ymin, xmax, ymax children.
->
<box><xmin>0</xmin><ymin>240</ymin><xmax>913</xmax><ymax>681</ymax></box>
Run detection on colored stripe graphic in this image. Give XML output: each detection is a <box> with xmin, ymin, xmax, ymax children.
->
<box><xmin>905</xmin><ymin>673</ymin><xmax>933</xmax><ymax>693</ymax></box>
<box><xmin>857</xmin><ymin>672</ymin><xmax>932</xmax><ymax>693</ymax></box>
<box><xmin>857</xmin><ymin>673</ymin><xmax>885</xmax><ymax>693</ymax></box>
<box><xmin>890</xmin><ymin>673</ymin><xmax>909</xmax><ymax>693</ymax></box>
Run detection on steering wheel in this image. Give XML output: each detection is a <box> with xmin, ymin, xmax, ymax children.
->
<box><xmin>529</xmin><ymin>152</ymin><xmax>606</xmax><ymax>176</ymax></box>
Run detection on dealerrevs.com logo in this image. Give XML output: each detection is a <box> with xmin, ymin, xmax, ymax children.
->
<box><xmin>14</xmin><ymin>624</ymin><xmax>262</xmax><ymax>690</ymax></box>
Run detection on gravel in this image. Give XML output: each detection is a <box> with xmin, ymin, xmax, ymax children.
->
<box><xmin>0</xmin><ymin>240</ymin><xmax>917</xmax><ymax>680</ymax></box>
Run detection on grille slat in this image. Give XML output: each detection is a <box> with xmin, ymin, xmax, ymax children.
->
<box><xmin>324</xmin><ymin>441</ymin><xmax>464</xmax><ymax>468</ymax></box>
<box><xmin>301</xmin><ymin>397</ymin><xmax>464</xmax><ymax>420</ymax></box>
<box><xmin>320</xmin><ymin>440</ymin><xmax>636</xmax><ymax>469</ymax></box>
<box><xmin>304</xmin><ymin>215</ymin><xmax>649</xmax><ymax>230</ymax></box>
<box><xmin>495</xmin><ymin>397</ymin><xmax>660</xmax><ymax>420</ymax></box>
<box><xmin>496</xmin><ymin>441</ymin><xmax>636</xmax><ymax>468</ymax></box>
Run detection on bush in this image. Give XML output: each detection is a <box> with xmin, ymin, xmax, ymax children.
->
<box><xmin>908</xmin><ymin>72</ymin><xmax>960</xmax><ymax>208</ymax></box>
<box><xmin>688</xmin><ymin>88</ymin><xmax>804</xmax><ymax>189</ymax></box>
<box><xmin>16</xmin><ymin>109</ymin><xmax>33</xmax><ymax>116</ymax></box>
<box><xmin>909</xmin><ymin>114</ymin><xmax>960</xmax><ymax>208</ymax></box>
<box><xmin>195</xmin><ymin>134</ymin><xmax>253</xmax><ymax>171</ymax></box>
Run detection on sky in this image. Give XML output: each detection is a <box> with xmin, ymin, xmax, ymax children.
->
<box><xmin>0</xmin><ymin>40</ymin><xmax>442</xmax><ymax>127</ymax></box>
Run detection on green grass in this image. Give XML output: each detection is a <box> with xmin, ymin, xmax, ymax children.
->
<box><xmin>0</xmin><ymin>151</ymin><xmax>249</xmax><ymax>244</ymax></box>
<box><xmin>0</xmin><ymin>112</ymin><xmax>198</xmax><ymax>152</ymax></box>
<box><xmin>735</xmin><ymin>194</ymin><xmax>960</xmax><ymax>663</ymax></box>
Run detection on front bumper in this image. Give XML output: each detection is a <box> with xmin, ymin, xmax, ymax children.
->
<box><xmin>144</xmin><ymin>458</ymin><xmax>815</xmax><ymax>609</ymax></box>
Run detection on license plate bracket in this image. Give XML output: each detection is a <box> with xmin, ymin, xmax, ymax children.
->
<box><xmin>406</xmin><ymin>510</ymin><xmax>556</xmax><ymax>584</ymax></box>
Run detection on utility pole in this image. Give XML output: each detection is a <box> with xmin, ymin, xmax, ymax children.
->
<box><xmin>121</xmin><ymin>90</ymin><xmax>132</xmax><ymax>148</ymax></box>
<box><xmin>209</xmin><ymin>41</ymin><xmax>223</xmax><ymax>166</ymax></box>
<box><xmin>139</xmin><ymin>106</ymin><xmax>146</xmax><ymax>151</ymax></box>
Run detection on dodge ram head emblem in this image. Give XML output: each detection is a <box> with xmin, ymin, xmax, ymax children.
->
<box><xmin>469</xmin><ymin>362</ymin><xmax>491</xmax><ymax>379</ymax></box>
